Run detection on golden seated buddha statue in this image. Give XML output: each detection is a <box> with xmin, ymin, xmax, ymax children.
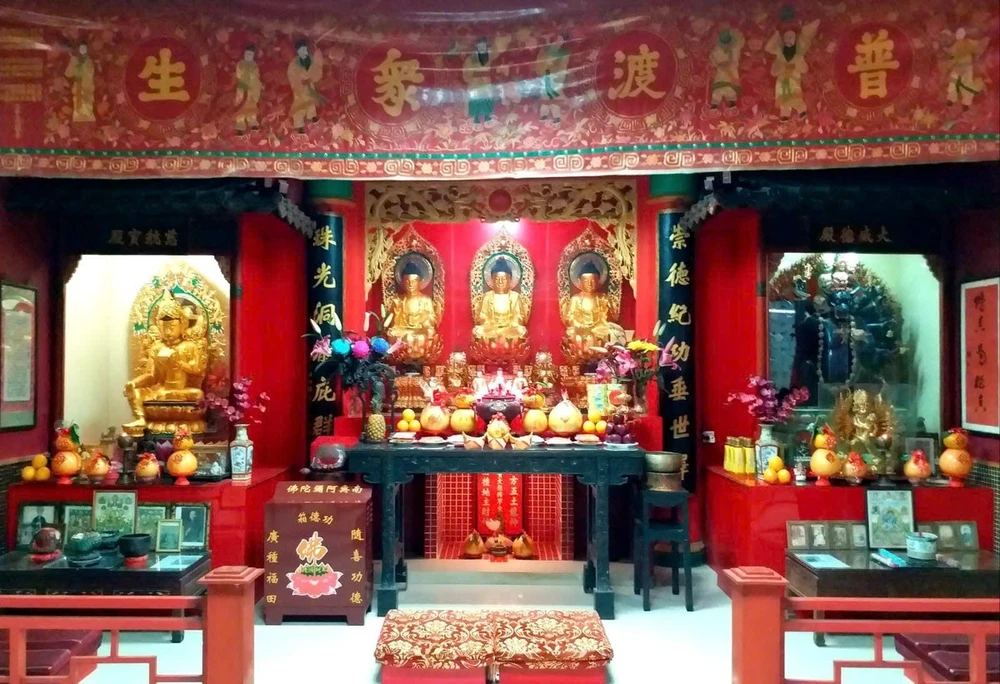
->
<box><xmin>386</xmin><ymin>262</ymin><xmax>442</xmax><ymax>363</ymax></box>
<box><xmin>123</xmin><ymin>290</ymin><xmax>208</xmax><ymax>436</ymax></box>
<box><xmin>561</xmin><ymin>262</ymin><xmax>623</xmax><ymax>363</ymax></box>
<box><xmin>472</xmin><ymin>258</ymin><xmax>528</xmax><ymax>342</ymax></box>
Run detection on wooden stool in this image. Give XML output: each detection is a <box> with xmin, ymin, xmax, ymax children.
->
<box><xmin>632</xmin><ymin>487</ymin><xmax>693</xmax><ymax>612</ymax></box>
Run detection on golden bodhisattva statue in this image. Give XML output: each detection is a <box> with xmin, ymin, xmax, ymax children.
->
<box><xmin>473</xmin><ymin>258</ymin><xmax>528</xmax><ymax>342</ymax></box>
<box><xmin>124</xmin><ymin>291</ymin><xmax>209</xmax><ymax>436</ymax></box>
<box><xmin>386</xmin><ymin>262</ymin><xmax>441</xmax><ymax>363</ymax></box>
<box><xmin>562</xmin><ymin>262</ymin><xmax>613</xmax><ymax>348</ymax></box>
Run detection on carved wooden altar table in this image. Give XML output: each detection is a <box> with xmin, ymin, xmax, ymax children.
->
<box><xmin>346</xmin><ymin>444</ymin><xmax>644</xmax><ymax>619</ymax></box>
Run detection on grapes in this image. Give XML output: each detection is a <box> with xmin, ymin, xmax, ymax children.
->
<box><xmin>606</xmin><ymin>434</ymin><xmax>622</xmax><ymax>444</ymax></box>
<box><xmin>612</xmin><ymin>413</ymin><xmax>625</xmax><ymax>425</ymax></box>
<box><xmin>622</xmin><ymin>434</ymin><xmax>636</xmax><ymax>444</ymax></box>
<box><xmin>616</xmin><ymin>424</ymin><xmax>629</xmax><ymax>437</ymax></box>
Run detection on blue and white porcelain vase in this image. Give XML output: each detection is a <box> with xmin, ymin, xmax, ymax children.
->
<box><xmin>230</xmin><ymin>424</ymin><xmax>254</xmax><ymax>483</ymax></box>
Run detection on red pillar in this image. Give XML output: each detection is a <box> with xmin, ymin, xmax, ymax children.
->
<box><xmin>201</xmin><ymin>566</ymin><xmax>264</xmax><ymax>684</ymax></box>
<box><xmin>720</xmin><ymin>566</ymin><xmax>787</xmax><ymax>684</ymax></box>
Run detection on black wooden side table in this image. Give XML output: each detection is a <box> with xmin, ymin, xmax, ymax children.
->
<box><xmin>632</xmin><ymin>487</ymin><xmax>693</xmax><ymax>612</ymax></box>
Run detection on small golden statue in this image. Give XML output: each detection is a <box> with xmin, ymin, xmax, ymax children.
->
<box><xmin>830</xmin><ymin>388</ymin><xmax>897</xmax><ymax>456</ymax></box>
<box><xmin>473</xmin><ymin>258</ymin><xmax>528</xmax><ymax>342</ymax></box>
<box><xmin>557</xmin><ymin>233</ymin><xmax>624</xmax><ymax>364</ymax></box>
<box><xmin>445</xmin><ymin>352</ymin><xmax>469</xmax><ymax>391</ymax></box>
<box><xmin>386</xmin><ymin>261</ymin><xmax>442</xmax><ymax>363</ymax></box>
<box><xmin>124</xmin><ymin>291</ymin><xmax>209</xmax><ymax>436</ymax></box>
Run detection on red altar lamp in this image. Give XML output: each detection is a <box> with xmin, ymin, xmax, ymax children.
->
<box><xmin>938</xmin><ymin>428</ymin><xmax>973</xmax><ymax>487</ymax></box>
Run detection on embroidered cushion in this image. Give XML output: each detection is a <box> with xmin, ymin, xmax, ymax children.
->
<box><xmin>375</xmin><ymin>609</ymin><xmax>494</xmax><ymax>670</ymax></box>
<box><xmin>492</xmin><ymin>610</ymin><xmax>613</xmax><ymax>670</ymax></box>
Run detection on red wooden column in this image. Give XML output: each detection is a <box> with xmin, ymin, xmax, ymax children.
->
<box><xmin>720</xmin><ymin>566</ymin><xmax>787</xmax><ymax>684</ymax></box>
<box><xmin>201</xmin><ymin>566</ymin><xmax>264</xmax><ymax>684</ymax></box>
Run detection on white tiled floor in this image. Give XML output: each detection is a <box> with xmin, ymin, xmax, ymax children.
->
<box><xmin>82</xmin><ymin>561</ymin><xmax>910</xmax><ymax>683</ymax></box>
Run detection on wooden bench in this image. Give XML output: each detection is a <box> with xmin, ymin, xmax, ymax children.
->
<box><xmin>895</xmin><ymin>633</ymin><xmax>1000</xmax><ymax>682</ymax></box>
<box><xmin>375</xmin><ymin>609</ymin><xmax>613</xmax><ymax>683</ymax></box>
<box><xmin>0</xmin><ymin>629</ymin><xmax>103</xmax><ymax>679</ymax></box>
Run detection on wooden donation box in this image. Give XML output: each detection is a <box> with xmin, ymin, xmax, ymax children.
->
<box><xmin>263</xmin><ymin>482</ymin><xmax>373</xmax><ymax>626</ymax></box>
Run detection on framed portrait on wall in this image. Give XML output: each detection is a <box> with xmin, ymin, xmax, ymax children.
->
<box><xmin>960</xmin><ymin>277</ymin><xmax>1000</xmax><ymax>435</ymax></box>
<box><xmin>0</xmin><ymin>282</ymin><xmax>38</xmax><ymax>431</ymax></box>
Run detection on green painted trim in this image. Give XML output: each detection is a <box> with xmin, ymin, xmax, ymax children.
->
<box><xmin>1</xmin><ymin>133</ymin><xmax>997</xmax><ymax>162</ymax></box>
<box><xmin>307</xmin><ymin>180</ymin><xmax>353</xmax><ymax>200</ymax></box>
<box><xmin>650</xmin><ymin>174</ymin><xmax>697</xmax><ymax>198</ymax></box>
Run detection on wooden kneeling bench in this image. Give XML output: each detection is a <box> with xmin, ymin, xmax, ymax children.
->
<box><xmin>375</xmin><ymin>609</ymin><xmax>613</xmax><ymax>683</ymax></box>
<box><xmin>895</xmin><ymin>633</ymin><xmax>1000</xmax><ymax>682</ymax></box>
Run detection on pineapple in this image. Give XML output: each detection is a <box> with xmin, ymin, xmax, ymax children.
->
<box><xmin>365</xmin><ymin>413</ymin><xmax>387</xmax><ymax>442</ymax></box>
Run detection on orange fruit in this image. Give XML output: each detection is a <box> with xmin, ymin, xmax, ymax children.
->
<box><xmin>777</xmin><ymin>468</ymin><xmax>792</xmax><ymax>484</ymax></box>
<box><xmin>31</xmin><ymin>454</ymin><xmax>48</xmax><ymax>469</ymax></box>
<box><xmin>21</xmin><ymin>465</ymin><xmax>36</xmax><ymax>481</ymax></box>
<box><xmin>587</xmin><ymin>410</ymin><xmax>602</xmax><ymax>424</ymax></box>
<box><xmin>402</xmin><ymin>409</ymin><xmax>416</xmax><ymax>422</ymax></box>
<box><xmin>767</xmin><ymin>456</ymin><xmax>784</xmax><ymax>473</ymax></box>
<box><xmin>396</xmin><ymin>419</ymin><xmax>410</xmax><ymax>431</ymax></box>
<box><xmin>408</xmin><ymin>420</ymin><xmax>421</xmax><ymax>432</ymax></box>
<box><xmin>762</xmin><ymin>468</ymin><xmax>778</xmax><ymax>484</ymax></box>
<box><xmin>35</xmin><ymin>466</ymin><xmax>51</xmax><ymax>482</ymax></box>
<box><xmin>595</xmin><ymin>420</ymin><xmax>608</xmax><ymax>435</ymax></box>
<box><xmin>582</xmin><ymin>421</ymin><xmax>596</xmax><ymax>434</ymax></box>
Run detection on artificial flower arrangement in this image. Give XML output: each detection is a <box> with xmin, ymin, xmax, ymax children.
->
<box><xmin>592</xmin><ymin>321</ymin><xmax>683</xmax><ymax>403</ymax></box>
<box><xmin>307</xmin><ymin>305</ymin><xmax>402</xmax><ymax>436</ymax></box>
<box><xmin>726</xmin><ymin>375</ymin><xmax>810</xmax><ymax>424</ymax></box>
<box><xmin>201</xmin><ymin>376</ymin><xmax>270</xmax><ymax>427</ymax></box>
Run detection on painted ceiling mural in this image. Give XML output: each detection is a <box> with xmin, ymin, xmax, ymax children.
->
<box><xmin>0</xmin><ymin>0</ymin><xmax>997</xmax><ymax>179</ymax></box>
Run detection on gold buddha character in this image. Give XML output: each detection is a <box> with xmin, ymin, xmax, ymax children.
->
<box><xmin>386</xmin><ymin>262</ymin><xmax>439</xmax><ymax>356</ymax></box>
<box><xmin>562</xmin><ymin>262</ymin><xmax>614</xmax><ymax>348</ymax></box>
<box><xmin>473</xmin><ymin>258</ymin><xmax>528</xmax><ymax>342</ymax></box>
<box><xmin>124</xmin><ymin>291</ymin><xmax>208</xmax><ymax>433</ymax></box>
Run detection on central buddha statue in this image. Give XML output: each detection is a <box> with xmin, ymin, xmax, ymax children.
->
<box><xmin>562</xmin><ymin>263</ymin><xmax>613</xmax><ymax>348</ymax></box>
<box><xmin>386</xmin><ymin>262</ymin><xmax>440</xmax><ymax>362</ymax></box>
<box><xmin>473</xmin><ymin>258</ymin><xmax>528</xmax><ymax>342</ymax></box>
<box><xmin>123</xmin><ymin>291</ymin><xmax>208</xmax><ymax>435</ymax></box>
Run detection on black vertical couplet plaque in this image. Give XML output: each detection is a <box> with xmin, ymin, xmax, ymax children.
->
<box><xmin>307</xmin><ymin>214</ymin><xmax>344</xmax><ymax>445</ymax></box>
<box><xmin>657</xmin><ymin>211</ymin><xmax>696</xmax><ymax>491</ymax></box>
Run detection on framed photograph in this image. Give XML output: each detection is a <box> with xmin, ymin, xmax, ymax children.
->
<box><xmin>936</xmin><ymin>523</ymin><xmax>956</xmax><ymax>549</ymax></box>
<box><xmin>866</xmin><ymin>489</ymin><xmax>915</xmax><ymax>549</ymax></box>
<box><xmin>957</xmin><ymin>522</ymin><xmax>979</xmax><ymax>550</ymax></box>
<box><xmin>63</xmin><ymin>504</ymin><xmax>93</xmax><ymax>540</ymax></box>
<box><xmin>808</xmin><ymin>523</ymin><xmax>829</xmax><ymax>549</ymax></box>
<box><xmin>173</xmin><ymin>505</ymin><xmax>209</xmax><ymax>550</ymax></box>
<box><xmin>917</xmin><ymin>524</ymin><xmax>934</xmax><ymax>535</ymax></box>
<box><xmin>904</xmin><ymin>436</ymin><xmax>938</xmax><ymax>473</ymax></box>
<box><xmin>17</xmin><ymin>503</ymin><xmax>55</xmax><ymax>548</ymax></box>
<box><xmin>851</xmin><ymin>523</ymin><xmax>869</xmax><ymax>549</ymax></box>
<box><xmin>92</xmin><ymin>490</ymin><xmax>137</xmax><ymax>537</ymax></box>
<box><xmin>0</xmin><ymin>282</ymin><xmax>38</xmax><ymax>431</ymax></box>
<box><xmin>829</xmin><ymin>523</ymin><xmax>851</xmax><ymax>550</ymax></box>
<box><xmin>191</xmin><ymin>443</ymin><xmax>230</xmax><ymax>481</ymax></box>
<box><xmin>960</xmin><ymin>277</ymin><xmax>999</xmax><ymax>435</ymax></box>
<box><xmin>155</xmin><ymin>520</ymin><xmax>183</xmax><ymax>553</ymax></box>
<box><xmin>135</xmin><ymin>505</ymin><xmax>169</xmax><ymax>538</ymax></box>
<box><xmin>787</xmin><ymin>522</ymin><xmax>808</xmax><ymax>549</ymax></box>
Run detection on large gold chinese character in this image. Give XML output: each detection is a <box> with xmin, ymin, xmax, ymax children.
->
<box><xmin>668</xmin><ymin>377</ymin><xmax>689</xmax><ymax>402</ymax></box>
<box><xmin>846</xmin><ymin>29</ymin><xmax>899</xmax><ymax>100</ymax></box>
<box><xmin>351</xmin><ymin>571</ymin><xmax>364</xmax><ymax>583</ymax></box>
<box><xmin>266</xmin><ymin>530</ymin><xmax>279</xmax><ymax>543</ymax></box>
<box><xmin>372</xmin><ymin>48</ymin><xmax>424</xmax><ymax>117</ymax></box>
<box><xmin>350</xmin><ymin>591</ymin><xmax>363</xmax><ymax>605</ymax></box>
<box><xmin>669</xmin><ymin>225</ymin><xmax>690</xmax><ymax>250</ymax></box>
<box><xmin>671</xmin><ymin>414</ymin><xmax>690</xmax><ymax>439</ymax></box>
<box><xmin>312</xmin><ymin>226</ymin><xmax>334</xmax><ymax>250</ymax></box>
<box><xmin>666</xmin><ymin>262</ymin><xmax>690</xmax><ymax>287</ymax></box>
<box><xmin>352</xmin><ymin>549</ymin><xmax>362</xmax><ymax>563</ymax></box>
<box><xmin>313</xmin><ymin>378</ymin><xmax>336</xmax><ymax>402</ymax></box>
<box><xmin>312</xmin><ymin>302</ymin><xmax>338</xmax><ymax>327</ymax></box>
<box><xmin>295</xmin><ymin>532</ymin><xmax>328</xmax><ymax>564</ymax></box>
<box><xmin>667</xmin><ymin>303</ymin><xmax>692</xmax><ymax>326</ymax></box>
<box><xmin>351</xmin><ymin>528</ymin><xmax>364</xmax><ymax>541</ymax></box>
<box><xmin>138</xmin><ymin>48</ymin><xmax>190</xmax><ymax>102</ymax></box>
<box><xmin>266</xmin><ymin>572</ymin><xmax>278</xmax><ymax>584</ymax></box>
<box><xmin>313</xmin><ymin>263</ymin><xmax>337</xmax><ymax>289</ymax></box>
<box><xmin>608</xmin><ymin>44</ymin><xmax>666</xmax><ymax>100</ymax></box>
<box><xmin>266</xmin><ymin>551</ymin><xmax>278</xmax><ymax>564</ymax></box>
<box><xmin>266</xmin><ymin>595</ymin><xmax>276</xmax><ymax>604</ymax></box>
<box><xmin>668</xmin><ymin>340</ymin><xmax>690</xmax><ymax>363</ymax></box>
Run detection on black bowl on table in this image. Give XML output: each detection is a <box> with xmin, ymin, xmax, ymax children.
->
<box><xmin>118</xmin><ymin>533</ymin><xmax>151</xmax><ymax>559</ymax></box>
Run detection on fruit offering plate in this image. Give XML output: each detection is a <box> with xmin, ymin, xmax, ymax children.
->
<box><xmin>416</xmin><ymin>436</ymin><xmax>448</xmax><ymax>446</ymax></box>
<box><xmin>605</xmin><ymin>442</ymin><xmax>639</xmax><ymax>450</ymax></box>
<box><xmin>545</xmin><ymin>436</ymin><xmax>574</xmax><ymax>447</ymax></box>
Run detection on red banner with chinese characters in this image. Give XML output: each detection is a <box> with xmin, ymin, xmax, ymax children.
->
<box><xmin>477</xmin><ymin>473</ymin><xmax>523</xmax><ymax>537</ymax></box>
<box><xmin>0</xmin><ymin>0</ymin><xmax>997</xmax><ymax>180</ymax></box>
<box><xmin>962</xmin><ymin>278</ymin><xmax>1000</xmax><ymax>434</ymax></box>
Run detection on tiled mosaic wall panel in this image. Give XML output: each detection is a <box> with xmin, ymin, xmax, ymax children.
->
<box><xmin>970</xmin><ymin>460</ymin><xmax>1000</xmax><ymax>552</ymax></box>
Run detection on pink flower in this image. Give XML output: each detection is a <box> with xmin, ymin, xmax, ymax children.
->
<box><xmin>614</xmin><ymin>350</ymin><xmax>637</xmax><ymax>377</ymax></box>
<box><xmin>596</xmin><ymin>360</ymin><xmax>614</xmax><ymax>383</ymax></box>
<box><xmin>311</xmin><ymin>335</ymin><xmax>332</xmax><ymax>361</ymax></box>
<box><xmin>387</xmin><ymin>339</ymin><xmax>404</xmax><ymax>356</ymax></box>
<box><xmin>351</xmin><ymin>339</ymin><xmax>370</xmax><ymax>358</ymax></box>
<box><xmin>658</xmin><ymin>337</ymin><xmax>680</xmax><ymax>370</ymax></box>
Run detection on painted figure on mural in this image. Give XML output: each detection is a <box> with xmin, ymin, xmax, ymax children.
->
<box><xmin>65</xmin><ymin>41</ymin><xmax>96</xmax><ymax>123</ymax></box>
<box><xmin>386</xmin><ymin>260</ymin><xmax>439</xmax><ymax>360</ymax></box>
<box><xmin>944</xmin><ymin>28</ymin><xmax>989</xmax><ymax>109</ymax></box>
<box><xmin>235</xmin><ymin>44</ymin><xmax>262</xmax><ymax>134</ymax></box>
<box><xmin>765</xmin><ymin>20</ymin><xmax>820</xmax><ymax>120</ymax></box>
<box><xmin>124</xmin><ymin>291</ymin><xmax>208</xmax><ymax>432</ymax></box>
<box><xmin>536</xmin><ymin>34</ymin><xmax>571</xmax><ymax>123</ymax></box>
<box><xmin>473</xmin><ymin>258</ymin><xmax>528</xmax><ymax>342</ymax></box>
<box><xmin>288</xmin><ymin>39</ymin><xmax>325</xmax><ymax>133</ymax></box>
<box><xmin>709</xmin><ymin>28</ymin><xmax>744</xmax><ymax>109</ymax></box>
<box><xmin>462</xmin><ymin>36</ymin><xmax>509</xmax><ymax>125</ymax></box>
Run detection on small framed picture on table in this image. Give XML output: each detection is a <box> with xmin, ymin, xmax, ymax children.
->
<box><xmin>173</xmin><ymin>505</ymin><xmax>209</xmax><ymax>550</ymax></box>
<box><xmin>92</xmin><ymin>490</ymin><xmax>137</xmax><ymax>537</ymax></box>
<box><xmin>866</xmin><ymin>489</ymin><xmax>914</xmax><ymax>549</ymax></box>
<box><xmin>17</xmin><ymin>503</ymin><xmax>56</xmax><ymax>548</ymax></box>
<box><xmin>63</xmin><ymin>504</ymin><xmax>93</xmax><ymax>540</ymax></box>
<box><xmin>850</xmin><ymin>523</ymin><xmax>868</xmax><ymax>549</ymax></box>
<box><xmin>787</xmin><ymin>522</ymin><xmax>808</xmax><ymax>549</ymax></box>
<box><xmin>808</xmin><ymin>523</ymin><xmax>829</xmax><ymax>549</ymax></box>
<box><xmin>829</xmin><ymin>523</ymin><xmax>851</xmax><ymax>550</ymax></box>
<box><xmin>155</xmin><ymin>520</ymin><xmax>183</xmax><ymax>553</ymax></box>
<box><xmin>136</xmin><ymin>505</ymin><xmax>169</xmax><ymax>538</ymax></box>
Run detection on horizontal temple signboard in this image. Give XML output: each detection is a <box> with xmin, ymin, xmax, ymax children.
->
<box><xmin>0</xmin><ymin>0</ymin><xmax>997</xmax><ymax>179</ymax></box>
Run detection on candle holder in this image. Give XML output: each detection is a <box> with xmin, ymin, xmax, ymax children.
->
<box><xmin>116</xmin><ymin>432</ymin><xmax>137</xmax><ymax>486</ymax></box>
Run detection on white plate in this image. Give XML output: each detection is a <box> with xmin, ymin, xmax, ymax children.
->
<box><xmin>545</xmin><ymin>437</ymin><xmax>573</xmax><ymax>447</ymax></box>
<box><xmin>605</xmin><ymin>442</ymin><xmax>639</xmax><ymax>450</ymax></box>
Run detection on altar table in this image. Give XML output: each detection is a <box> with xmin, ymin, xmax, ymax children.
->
<box><xmin>346</xmin><ymin>444</ymin><xmax>645</xmax><ymax>620</ymax></box>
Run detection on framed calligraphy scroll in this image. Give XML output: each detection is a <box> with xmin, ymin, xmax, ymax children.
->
<box><xmin>961</xmin><ymin>277</ymin><xmax>1000</xmax><ymax>435</ymax></box>
<box><xmin>0</xmin><ymin>282</ymin><xmax>37</xmax><ymax>431</ymax></box>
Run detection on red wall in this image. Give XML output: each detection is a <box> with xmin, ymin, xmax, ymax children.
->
<box><xmin>952</xmin><ymin>209</ymin><xmax>1000</xmax><ymax>464</ymax></box>
<box><xmin>0</xmin><ymin>180</ymin><xmax>52</xmax><ymax>463</ymax></box>
<box><xmin>235</xmin><ymin>213</ymin><xmax>308</xmax><ymax>469</ymax></box>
